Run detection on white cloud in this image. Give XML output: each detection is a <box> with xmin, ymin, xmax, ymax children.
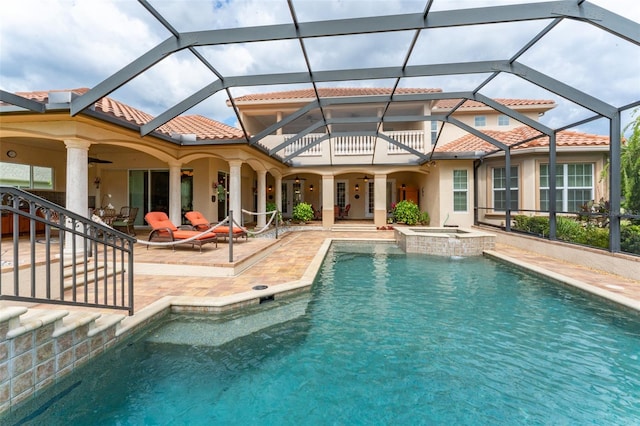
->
<box><xmin>1</xmin><ymin>0</ymin><xmax>637</xmax><ymax>132</ymax></box>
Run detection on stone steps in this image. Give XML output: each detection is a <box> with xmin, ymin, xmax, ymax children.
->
<box><xmin>331</xmin><ymin>224</ymin><xmax>378</xmax><ymax>232</ymax></box>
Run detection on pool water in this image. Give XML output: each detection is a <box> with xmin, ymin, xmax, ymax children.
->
<box><xmin>6</xmin><ymin>242</ymin><xmax>640</xmax><ymax>424</ymax></box>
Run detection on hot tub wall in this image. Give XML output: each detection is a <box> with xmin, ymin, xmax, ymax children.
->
<box><xmin>395</xmin><ymin>227</ymin><xmax>495</xmax><ymax>256</ymax></box>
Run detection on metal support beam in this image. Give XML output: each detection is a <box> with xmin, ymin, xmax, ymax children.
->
<box><xmin>609</xmin><ymin>112</ymin><xmax>622</xmax><ymax>252</ymax></box>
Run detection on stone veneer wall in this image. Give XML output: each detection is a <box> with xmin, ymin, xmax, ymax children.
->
<box><xmin>0</xmin><ymin>308</ymin><xmax>127</xmax><ymax>413</ymax></box>
<box><xmin>396</xmin><ymin>228</ymin><xmax>496</xmax><ymax>256</ymax></box>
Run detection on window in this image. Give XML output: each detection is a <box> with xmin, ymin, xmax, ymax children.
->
<box><xmin>0</xmin><ymin>162</ymin><xmax>53</xmax><ymax>189</ymax></box>
<box><xmin>492</xmin><ymin>166</ymin><xmax>519</xmax><ymax>211</ymax></box>
<box><xmin>498</xmin><ymin>115</ymin><xmax>510</xmax><ymax>126</ymax></box>
<box><xmin>453</xmin><ymin>170</ymin><xmax>468</xmax><ymax>212</ymax></box>
<box><xmin>474</xmin><ymin>115</ymin><xmax>486</xmax><ymax>127</ymax></box>
<box><xmin>540</xmin><ymin>163</ymin><xmax>593</xmax><ymax>212</ymax></box>
<box><xmin>430</xmin><ymin>121</ymin><xmax>438</xmax><ymax>144</ymax></box>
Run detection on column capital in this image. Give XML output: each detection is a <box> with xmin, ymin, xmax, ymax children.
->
<box><xmin>64</xmin><ymin>139</ymin><xmax>91</xmax><ymax>150</ymax></box>
<box><xmin>228</xmin><ymin>159</ymin><xmax>243</xmax><ymax>168</ymax></box>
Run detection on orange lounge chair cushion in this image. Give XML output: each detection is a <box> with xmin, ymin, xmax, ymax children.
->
<box><xmin>214</xmin><ymin>226</ymin><xmax>244</xmax><ymax>235</ymax></box>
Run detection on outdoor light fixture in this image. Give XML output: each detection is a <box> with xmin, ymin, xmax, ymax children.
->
<box><xmin>355</xmin><ymin>184</ymin><xmax>359</xmax><ymax>191</ymax></box>
<box><xmin>295</xmin><ymin>176</ymin><xmax>300</xmax><ymax>184</ymax></box>
<box><xmin>94</xmin><ymin>177</ymin><xmax>101</xmax><ymax>189</ymax></box>
<box><xmin>268</xmin><ymin>185</ymin><xmax>273</xmax><ymax>192</ymax></box>
<box><xmin>401</xmin><ymin>183</ymin><xmax>406</xmax><ymax>189</ymax></box>
<box><xmin>309</xmin><ymin>185</ymin><xmax>314</xmax><ymax>191</ymax></box>
<box><xmin>6</xmin><ymin>150</ymin><xmax>17</xmax><ymax>158</ymax></box>
<box><xmin>363</xmin><ymin>175</ymin><xmax>369</xmax><ymax>182</ymax></box>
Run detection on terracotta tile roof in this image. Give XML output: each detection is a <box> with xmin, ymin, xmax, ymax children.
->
<box><xmin>160</xmin><ymin>115</ymin><xmax>244</xmax><ymax>139</ymax></box>
<box><xmin>11</xmin><ymin>89</ymin><xmax>243</xmax><ymax>140</ymax></box>
<box><xmin>433</xmin><ymin>98</ymin><xmax>556</xmax><ymax>110</ymax></box>
<box><xmin>436</xmin><ymin>126</ymin><xmax>609</xmax><ymax>153</ymax></box>
<box><xmin>232</xmin><ymin>87</ymin><xmax>442</xmax><ymax>102</ymax></box>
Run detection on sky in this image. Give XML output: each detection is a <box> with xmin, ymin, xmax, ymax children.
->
<box><xmin>1</xmin><ymin>0</ymin><xmax>638</xmax><ymax>135</ymax></box>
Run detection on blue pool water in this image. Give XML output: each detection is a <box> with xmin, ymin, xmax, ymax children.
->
<box><xmin>6</xmin><ymin>242</ymin><xmax>640</xmax><ymax>425</ymax></box>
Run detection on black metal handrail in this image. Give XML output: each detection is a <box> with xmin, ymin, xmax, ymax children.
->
<box><xmin>0</xmin><ymin>186</ymin><xmax>135</xmax><ymax>315</ymax></box>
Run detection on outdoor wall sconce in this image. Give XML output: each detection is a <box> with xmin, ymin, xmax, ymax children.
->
<box><xmin>401</xmin><ymin>183</ymin><xmax>406</xmax><ymax>190</ymax></box>
<box><xmin>355</xmin><ymin>184</ymin><xmax>359</xmax><ymax>192</ymax></box>
<box><xmin>94</xmin><ymin>177</ymin><xmax>101</xmax><ymax>189</ymax></box>
<box><xmin>294</xmin><ymin>176</ymin><xmax>300</xmax><ymax>184</ymax></box>
<box><xmin>309</xmin><ymin>185</ymin><xmax>314</xmax><ymax>191</ymax></box>
<box><xmin>363</xmin><ymin>175</ymin><xmax>369</xmax><ymax>183</ymax></box>
<box><xmin>268</xmin><ymin>185</ymin><xmax>273</xmax><ymax>192</ymax></box>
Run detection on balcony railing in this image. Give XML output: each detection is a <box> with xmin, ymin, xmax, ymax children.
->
<box><xmin>280</xmin><ymin>130</ymin><xmax>426</xmax><ymax>157</ymax></box>
<box><xmin>283</xmin><ymin>134</ymin><xmax>324</xmax><ymax>156</ymax></box>
<box><xmin>386</xmin><ymin>130</ymin><xmax>426</xmax><ymax>154</ymax></box>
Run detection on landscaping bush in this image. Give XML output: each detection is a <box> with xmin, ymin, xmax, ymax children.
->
<box><xmin>556</xmin><ymin>216</ymin><xmax>583</xmax><ymax>242</ymax></box>
<box><xmin>266</xmin><ymin>201</ymin><xmax>282</xmax><ymax>224</ymax></box>
<box><xmin>292</xmin><ymin>202</ymin><xmax>314</xmax><ymax>223</ymax></box>
<box><xmin>512</xmin><ymin>215</ymin><xmax>549</xmax><ymax>236</ymax></box>
<box><xmin>621</xmin><ymin>224</ymin><xmax>640</xmax><ymax>254</ymax></box>
<box><xmin>393</xmin><ymin>200</ymin><xmax>420</xmax><ymax>225</ymax></box>
<box><xmin>418</xmin><ymin>211</ymin><xmax>430</xmax><ymax>225</ymax></box>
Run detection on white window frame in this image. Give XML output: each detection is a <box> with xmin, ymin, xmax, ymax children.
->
<box><xmin>474</xmin><ymin>115</ymin><xmax>486</xmax><ymax>127</ymax></box>
<box><xmin>540</xmin><ymin>163</ymin><xmax>594</xmax><ymax>212</ymax></box>
<box><xmin>453</xmin><ymin>169</ymin><xmax>468</xmax><ymax>212</ymax></box>
<box><xmin>498</xmin><ymin>115</ymin><xmax>510</xmax><ymax>126</ymax></box>
<box><xmin>0</xmin><ymin>161</ymin><xmax>54</xmax><ymax>189</ymax></box>
<box><xmin>492</xmin><ymin>166</ymin><xmax>519</xmax><ymax>212</ymax></box>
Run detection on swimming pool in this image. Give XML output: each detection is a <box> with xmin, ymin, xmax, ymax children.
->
<box><xmin>5</xmin><ymin>242</ymin><xmax>640</xmax><ymax>424</ymax></box>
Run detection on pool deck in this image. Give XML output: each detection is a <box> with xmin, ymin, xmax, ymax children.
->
<box><xmin>3</xmin><ymin>227</ymin><xmax>640</xmax><ymax>318</ymax></box>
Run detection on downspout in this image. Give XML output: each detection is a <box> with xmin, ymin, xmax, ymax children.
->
<box><xmin>473</xmin><ymin>159</ymin><xmax>481</xmax><ymax>226</ymax></box>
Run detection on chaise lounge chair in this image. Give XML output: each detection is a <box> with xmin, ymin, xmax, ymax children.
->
<box><xmin>184</xmin><ymin>211</ymin><xmax>247</xmax><ymax>242</ymax></box>
<box><xmin>144</xmin><ymin>211</ymin><xmax>217</xmax><ymax>252</ymax></box>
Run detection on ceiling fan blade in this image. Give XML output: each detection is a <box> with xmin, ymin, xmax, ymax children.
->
<box><xmin>88</xmin><ymin>157</ymin><xmax>113</xmax><ymax>164</ymax></box>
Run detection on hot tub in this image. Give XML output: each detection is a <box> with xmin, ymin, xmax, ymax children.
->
<box><xmin>394</xmin><ymin>226</ymin><xmax>495</xmax><ymax>256</ymax></box>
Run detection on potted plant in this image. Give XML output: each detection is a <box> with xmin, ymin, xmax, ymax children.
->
<box><xmin>393</xmin><ymin>200</ymin><xmax>420</xmax><ymax>225</ymax></box>
<box><xmin>292</xmin><ymin>202</ymin><xmax>314</xmax><ymax>223</ymax></box>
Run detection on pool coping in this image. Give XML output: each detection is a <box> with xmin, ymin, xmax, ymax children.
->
<box><xmin>484</xmin><ymin>250</ymin><xmax>640</xmax><ymax>313</ymax></box>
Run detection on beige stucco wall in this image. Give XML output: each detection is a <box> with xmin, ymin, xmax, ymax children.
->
<box><xmin>477</xmin><ymin>150</ymin><xmax>609</xmax><ymax>226</ymax></box>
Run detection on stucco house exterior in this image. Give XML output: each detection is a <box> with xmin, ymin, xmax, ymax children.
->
<box><xmin>0</xmin><ymin>87</ymin><xmax>609</xmax><ymax>233</ymax></box>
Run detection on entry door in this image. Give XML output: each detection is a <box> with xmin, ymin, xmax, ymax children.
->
<box><xmin>335</xmin><ymin>180</ymin><xmax>348</xmax><ymax>209</ymax></box>
<box><xmin>281</xmin><ymin>180</ymin><xmax>304</xmax><ymax>218</ymax></box>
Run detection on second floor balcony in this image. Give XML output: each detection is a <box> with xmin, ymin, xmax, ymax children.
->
<box><xmin>270</xmin><ymin>130</ymin><xmax>429</xmax><ymax>165</ymax></box>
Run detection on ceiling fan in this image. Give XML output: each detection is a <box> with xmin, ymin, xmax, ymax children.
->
<box><xmin>88</xmin><ymin>157</ymin><xmax>113</xmax><ymax>164</ymax></box>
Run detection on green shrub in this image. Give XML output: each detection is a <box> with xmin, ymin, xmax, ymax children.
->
<box><xmin>266</xmin><ymin>201</ymin><xmax>282</xmax><ymax>224</ymax></box>
<box><xmin>512</xmin><ymin>215</ymin><xmax>549</xmax><ymax>236</ymax></box>
<box><xmin>556</xmin><ymin>216</ymin><xmax>583</xmax><ymax>242</ymax></box>
<box><xmin>621</xmin><ymin>224</ymin><xmax>640</xmax><ymax>254</ymax></box>
<box><xmin>292</xmin><ymin>202</ymin><xmax>314</xmax><ymax>223</ymax></box>
<box><xmin>576</xmin><ymin>224</ymin><xmax>609</xmax><ymax>249</ymax></box>
<box><xmin>393</xmin><ymin>200</ymin><xmax>420</xmax><ymax>225</ymax></box>
<box><xmin>418</xmin><ymin>211</ymin><xmax>430</xmax><ymax>225</ymax></box>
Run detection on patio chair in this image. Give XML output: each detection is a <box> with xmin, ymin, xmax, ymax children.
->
<box><xmin>144</xmin><ymin>211</ymin><xmax>217</xmax><ymax>252</ymax></box>
<box><xmin>112</xmin><ymin>206</ymin><xmax>138</xmax><ymax>236</ymax></box>
<box><xmin>340</xmin><ymin>204</ymin><xmax>350</xmax><ymax>219</ymax></box>
<box><xmin>184</xmin><ymin>210</ymin><xmax>247</xmax><ymax>242</ymax></box>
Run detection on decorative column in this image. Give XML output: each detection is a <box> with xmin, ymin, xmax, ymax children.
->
<box><xmin>322</xmin><ymin>174</ymin><xmax>335</xmax><ymax>229</ymax></box>
<box><xmin>229</xmin><ymin>160</ymin><xmax>243</xmax><ymax>226</ymax></box>
<box><xmin>374</xmin><ymin>174</ymin><xmax>388</xmax><ymax>228</ymax></box>
<box><xmin>256</xmin><ymin>169</ymin><xmax>267</xmax><ymax>228</ymax></box>
<box><xmin>275</xmin><ymin>175</ymin><xmax>282</xmax><ymax>214</ymax></box>
<box><xmin>168</xmin><ymin>161</ymin><xmax>182</xmax><ymax>226</ymax></box>
<box><xmin>64</xmin><ymin>139</ymin><xmax>91</xmax><ymax>254</ymax></box>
